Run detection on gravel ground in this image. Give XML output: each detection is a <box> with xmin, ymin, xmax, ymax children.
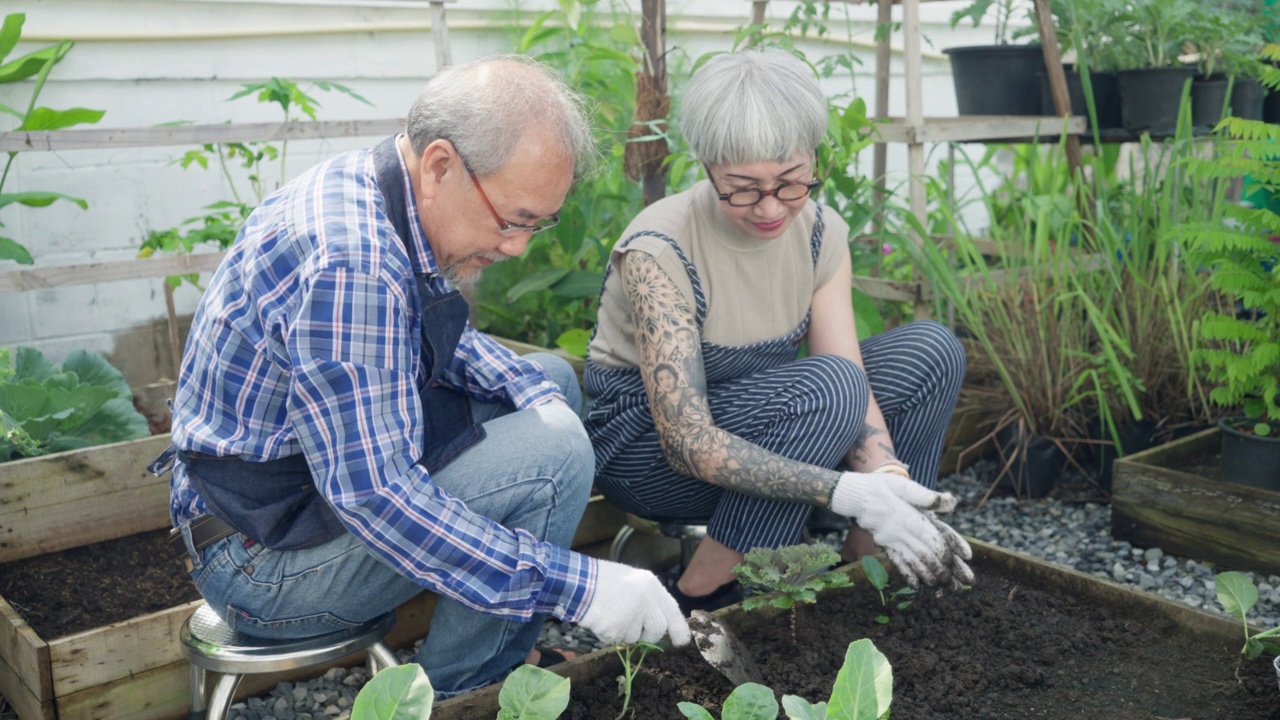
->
<box><xmin>2</xmin><ymin>460</ymin><xmax>1275</xmax><ymax>720</ymax></box>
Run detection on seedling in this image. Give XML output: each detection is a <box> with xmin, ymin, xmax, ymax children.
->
<box><xmin>1214</xmin><ymin>571</ymin><xmax>1280</xmax><ymax>660</ymax></box>
<box><xmin>615</xmin><ymin>641</ymin><xmax>661</xmax><ymax>719</ymax></box>
<box><xmin>351</xmin><ymin>663</ymin><xmax>570</xmax><ymax>720</ymax></box>
<box><xmin>677</xmin><ymin>638</ymin><xmax>893</xmax><ymax>720</ymax></box>
<box><xmin>734</xmin><ymin>544</ymin><xmax>853</xmax><ymax>644</ymax></box>
<box><xmin>861</xmin><ymin>556</ymin><xmax>916</xmax><ymax>625</ymax></box>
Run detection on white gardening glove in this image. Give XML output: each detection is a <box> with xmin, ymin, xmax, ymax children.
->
<box><xmin>830</xmin><ymin>471</ymin><xmax>974</xmax><ymax>591</ymax></box>
<box><xmin>578</xmin><ymin>559</ymin><xmax>692</xmax><ymax>647</ymax></box>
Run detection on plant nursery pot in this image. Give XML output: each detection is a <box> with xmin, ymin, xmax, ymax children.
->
<box><xmin>1218</xmin><ymin>416</ymin><xmax>1280</xmax><ymax>491</ymax></box>
<box><xmin>944</xmin><ymin>44</ymin><xmax>1047</xmax><ymax>116</ymax></box>
<box><xmin>1087</xmin><ymin>417</ymin><xmax>1158</xmax><ymax>492</ymax></box>
<box><xmin>1038</xmin><ymin>69</ymin><xmax>1122</xmax><ymax>129</ymax></box>
<box><xmin>1115</xmin><ymin>65</ymin><xmax>1196</xmax><ymax>136</ymax></box>
<box><xmin>1191</xmin><ymin>76</ymin><xmax>1230</xmax><ymax>130</ymax></box>
<box><xmin>1265</xmin><ymin>88</ymin><xmax>1280</xmax><ymax>124</ymax></box>
<box><xmin>1231</xmin><ymin>77</ymin><xmax>1265</xmax><ymax>121</ymax></box>
<box><xmin>995</xmin><ymin>424</ymin><xmax>1062</xmax><ymax>498</ymax></box>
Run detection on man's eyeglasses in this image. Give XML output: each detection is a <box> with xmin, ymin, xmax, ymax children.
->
<box><xmin>467</xmin><ymin>168</ymin><xmax>560</xmax><ymax>236</ymax></box>
<box><xmin>709</xmin><ymin>177</ymin><xmax>822</xmax><ymax>208</ymax></box>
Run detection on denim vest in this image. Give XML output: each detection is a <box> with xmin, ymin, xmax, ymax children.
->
<box><xmin>168</xmin><ymin>136</ymin><xmax>484</xmax><ymax>550</ymax></box>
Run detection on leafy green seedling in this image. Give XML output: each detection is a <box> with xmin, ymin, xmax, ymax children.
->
<box><xmin>735</xmin><ymin>544</ymin><xmax>853</xmax><ymax>644</ymax></box>
<box><xmin>678</xmin><ymin>639</ymin><xmax>893</xmax><ymax>720</ymax></box>
<box><xmin>351</xmin><ymin>664</ymin><xmax>434</xmax><ymax>720</ymax></box>
<box><xmin>497</xmin><ymin>664</ymin><xmax>572</xmax><ymax>720</ymax></box>
<box><xmin>860</xmin><ymin>556</ymin><xmax>916</xmax><ymax>625</ymax></box>
<box><xmin>615</xmin><ymin>641</ymin><xmax>661</xmax><ymax>719</ymax></box>
<box><xmin>1214</xmin><ymin>571</ymin><xmax>1280</xmax><ymax>660</ymax></box>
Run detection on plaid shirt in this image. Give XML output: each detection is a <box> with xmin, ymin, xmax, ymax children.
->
<box><xmin>169</xmin><ymin>140</ymin><xmax>595</xmax><ymax>622</ymax></box>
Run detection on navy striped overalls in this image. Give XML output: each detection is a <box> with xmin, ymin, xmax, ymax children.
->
<box><xmin>584</xmin><ymin>207</ymin><xmax>967</xmax><ymax>553</ymax></box>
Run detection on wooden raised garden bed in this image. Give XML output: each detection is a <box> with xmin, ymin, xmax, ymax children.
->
<box><xmin>1111</xmin><ymin>426</ymin><xmax>1280</xmax><ymax>576</ymax></box>
<box><xmin>0</xmin><ymin>434</ymin><xmax>626</xmax><ymax>720</ymax></box>
<box><xmin>435</xmin><ymin>540</ymin><xmax>1280</xmax><ymax>719</ymax></box>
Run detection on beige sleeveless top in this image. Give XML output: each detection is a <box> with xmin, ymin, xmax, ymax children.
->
<box><xmin>589</xmin><ymin>180</ymin><xmax>848</xmax><ymax>370</ymax></box>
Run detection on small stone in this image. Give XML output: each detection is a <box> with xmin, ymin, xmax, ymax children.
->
<box><xmin>325</xmin><ymin>667</ymin><xmax>346</xmax><ymax>682</ymax></box>
<box><xmin>324</xmin><ymin>705</ymin><xmax>342</xmax><ymax>717</ymax></box>
<box><xmin>273</xmin><ymin>697</ymin><xmax>291</xmax><ymax>716</ymax></box>
<box><xmin>312</xmin><ymin>692</ymin><xmax>328</xmax><ymax>705</ymax></box>
<box><xmin>293</xmin><ymin>687</ymin><xmax>309</xmax><ymax>705</ymax></box>
<box><xmin>1144</xmin><ymin>547</ymin><xmax>1164</xmax><ymax>563</ymax></box>
<box><xmin>1183</xmin><ymin>595</ymin><xmax>1204</xmax><ymax>609</ymax></box>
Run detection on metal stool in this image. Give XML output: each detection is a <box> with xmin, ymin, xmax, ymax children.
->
<box><xmin>610</xmin><ymin>514</ymin><xmax>708</xmax><ymax>569</ymax></box>
<box><xmin>180</xmin><ymin>602</ymin><xmax>399</xmax><ymax>720</ymax></box>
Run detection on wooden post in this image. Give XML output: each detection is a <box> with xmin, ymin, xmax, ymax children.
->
<box><xmin>903</xmin><ymin>0</ymin><xmax>929</xmax><ymax>320</ymax></box>
<box><xmin>871</xmin><ymin>0</ymin><xmax>892</xmax><ymax>259</ymax></box>
<box><xmin>429</xmin><ymin>1</ymin><xmax>454</xmax><ymax>71</ymax></box>
<box><xmin>640</xmin><ymin>0</ymin><xmax>668</xmax><ymax>207</ymax></box>
<box><xmin>1032</xmin><ymin>0</ymin><xmax>1082</xmax><ymax>180</ymax></box>
<box><xmin>750</xmin><ymin>1</ymin><xmax>767</xmax><ymax>27</ymax></box>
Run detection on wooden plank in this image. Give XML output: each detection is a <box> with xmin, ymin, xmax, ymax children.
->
<box><xmin>0</xmin><ymin>435</ymin><xmax>172</xmax><ymax>563</ymax></box>
<box><xmin>1112</xmin><ymin>427</ymin><xmax>1280</xmax><ymax>576</ymax></box>
<box><xmin>49</xmin><ymin>601</ymin><xmax>200</xmax><ymax>694</ymax></box>
<box><xmin>0</xmin><ymin>119</ymin><xmax>404</xmax><ymax>153</ymax></box>
<box><xmin>0</xmin><ymin>595</ymin><xmax>50</xmax><ymax>706</ymax></box>
<box><xmin>52</xmin><ymin>659</ymin><xmax>188</xmax><ymax>720</ymax></box>
<box><xmin>850</xmin><ymin>275</ymin><xmax>920</xmax><ymax>303</ymax></box>
<box><xmin>869</xmin><ymin>115</ymin><xmax>1087</xmax><ymax>144</ymax></box>
<box><xmin>0</xmin><ymin>653</ymin><xmax>51</xmax><ymax>720</ymax></box>
<box><xmin>0</xmin><ymin>253</ymin><xmax>226</xmax><ymax>294</ymax></box>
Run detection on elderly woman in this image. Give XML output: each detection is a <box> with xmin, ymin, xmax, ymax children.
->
<box><xmin>583</xmin><ymin>48</ymin><xmax>973</xmax><ymax>614</ymax></box>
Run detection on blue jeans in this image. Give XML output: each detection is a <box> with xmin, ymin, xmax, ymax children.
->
<box><xmin>183</xmin><ymin>354</ymin><xmax>592</xmax><ymax>699</ymax></box>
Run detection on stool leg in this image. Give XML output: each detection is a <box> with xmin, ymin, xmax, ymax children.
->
<box><xmin>367</xmin><ymin>641</ymin><xmax>398</xmax><ymax>674</ymax></box>
<box><xmin>188</xmin><ymin>664</ymin><xmax>209</xmax><ymax>720</ymax></box>
<box><xmin>610</xmin><ymin>525</ymin><xmax>636</xmax><ymax>564</ymax></box>
<box><xmin>205</xmin><ymin>672</ymin><xmax>243</xmax><ymax>720</ymax></box>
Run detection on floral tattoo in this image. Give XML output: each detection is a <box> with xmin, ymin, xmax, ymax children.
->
<box><xmin>621</xmin><ymin>251</ymin><xmax>841</xmax><ymax>506</ymax></box>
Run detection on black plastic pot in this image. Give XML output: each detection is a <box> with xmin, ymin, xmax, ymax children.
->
<box><xmin>1038</xmin><ymin>69</ymin><xmax>1123</xmax><ymax>129</ymax></box>
<box><xmin>1087</xmin><ymin>418</ymin><xmax>1158</xmax><ymax>492</ymax></box>
<box><xmin>1218</xmin><ymin>417</ymin><xmax>1280</xmax><ymax>491</ymax></box>
<box><xmin>995</xmin><ymin>424</ymin><xmax>1063</xmax><ymax>498</ymax></box>
<box><xmin>1231</xmin><ymin>78</ymin><xmax>1265</xmax><ymax>121</ymax></box>
<box><xmin>1264</xmin><ymin>89</ymin><xmax>1280</xmax><ymax>124</ymax></box>
<box><xmin>1115</xmin><ymin>65</ymin><xmax>1196</xmax><ymax>135</ymax></box>
<box><xmin>945</xmin><ymin>45</ymin><xmax>1047</xmax><ymax>116</ymax></box>
<box><xmin>1191</xmin><ymin>76</ymin><xmax>1230</xmax><ymax>130</ymax></box>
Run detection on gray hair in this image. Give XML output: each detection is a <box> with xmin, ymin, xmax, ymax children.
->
<box><xmin>406</xmin><ymin>54</ymin><xmax>597</xmax><ymax>180</ymax></box>
<box><xmin>680</xmin><ymin>48</ymin><xmax>828</xmax><ymax>166</ymax></box>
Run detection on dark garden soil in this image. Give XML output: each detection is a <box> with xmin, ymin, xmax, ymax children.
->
<box><xmin>567</xmin><ymin>566</ymin><xmax>1280</xmax><ymax>720</ymax></box>
<box><xmin>0</xmin><ymin>529</ymin><xmax>199</xmax><ymax>639</ymax></box>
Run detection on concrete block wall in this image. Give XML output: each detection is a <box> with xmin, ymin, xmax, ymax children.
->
<box><xmin>0</xmin><ymin>0</ymin><xmax>1013</xmax><ymax>390</ymax></box>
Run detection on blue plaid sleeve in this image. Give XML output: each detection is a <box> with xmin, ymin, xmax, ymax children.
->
<box><xmin>442</xmin><ymin>328</ymin><xmax>568</xmax><ymax>409</ymax></box>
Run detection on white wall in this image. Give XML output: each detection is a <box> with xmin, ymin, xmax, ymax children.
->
<box><xmin>0</xmin><ymin>0</ymin><xmax>1021</xmax><ymax>386</ymax></box>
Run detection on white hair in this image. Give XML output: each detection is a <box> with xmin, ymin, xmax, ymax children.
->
<box><xmin>406</xmin><ymin>54</ymin><xmax>597</xmax><ymax>179</ymax></box>
<box><xmin>680</xmin><ymin>48</ymin><xmax>829</xmax><ymax>165</ymax></box>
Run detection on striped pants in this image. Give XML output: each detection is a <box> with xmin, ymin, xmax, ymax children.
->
<box><xmin>595</xmin><ymin>321</ymin><xmax>966</xmax><ymax>553</ymax></box>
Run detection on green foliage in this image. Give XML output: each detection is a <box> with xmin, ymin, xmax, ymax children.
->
<box><xmin>1214</xmin><ymin>571</ymin><xmax>1280</xmax><ymax>660</ymax></box>
<box><xmin>1180</xmin><ymin>78</ymin><xmax>1280</xmax><ymax>436</ymax></box>
<box><xmin>497</xmin><ymin>664</ymin><xmax>572</xmax><ymax>720</ymax></box>
<box><xmin>735</xmin><ymin>544</ymin><xmax>852</xmax><ymax>612</ymax></box>
<box><xmin>859</xmin><ymin>556</ymin><xmax>915</xmax><ymax>625</ymax></box>
<box><xmin>1107</xmin><ymin>0</ymin><xmax>1198</xmax><ymax>70</ymax></box>
<box><xmin>139</xmin><ymin>77</ymin><xmax>372</xmax><ymax>288</ymax></box>
<box><xmin>0</xmin><ymin>13</ymin><xmax>105</xmax><ymax>265</ymax></box>
<box><xmin>1185</xmin><ymin>0</ymin><xmax>1264</xmax><ymax>79</ymax></box>
<box><xmin>949</xmin><ymin>0</ymin><xmax>1030</xmax><ymax>46</ymax></box>
<box><xmin>0</xmin><ymin>346</ymin><xmax>151</xmax><ymax>461</ymax></box>
<box><xmin>473</xmin><ymin>0</ymin><xmax>643</xmax><ymax>354</ymax></box>
<box><xmin>614</xmin><ymin>642</ymin><xmax>661</xmax><ymax>720</ymax></box>
<box><xmin>351</xmin><ymin>665</ymin><xmax>434</xmax><ymax>720</ymax></box>
<box><xmin>679</xmin><ymin>639</ymin><xmax>892</xmax><ymax>720</ymax></box>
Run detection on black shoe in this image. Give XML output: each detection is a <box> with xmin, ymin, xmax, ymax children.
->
<box><xmin>663</xmin><ymin>567</ymin><xmax>743</xmax><ymax>616</ymax></box>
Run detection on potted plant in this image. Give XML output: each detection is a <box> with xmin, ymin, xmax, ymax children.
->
<box><xmin>1037</xmin><ymin>0</ymin><xmax>1126</xmax><ymax>130</ymax></box>
<box><xmin>1187</xmin><ymin>1</ymin><xmax>1265</xmax><ymax>129</ymax></box>
<box><xmin>944</xmin><ymin>0</ymin><xmax>1047</xmax><ymax>116</ymax></box>
<box><xmin>1108</xmin><ymin>0</ymin><xmax>1198</xmax><ymax>135</ymax></box>
<box><xmin>1180</xmin><ymin>62</ymin><xmax>1280</xmax><ymax>490</ymax></box>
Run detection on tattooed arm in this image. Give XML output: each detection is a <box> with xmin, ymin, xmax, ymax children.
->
<box><xmin>806</xmin><ymin>242</ymin><xmax>902</xmax><ymax>474</ymax></box>
<box><xmin>622</xmin><ymin>250</ymin><xmax>842</xmax><ymax>507</ymax></box>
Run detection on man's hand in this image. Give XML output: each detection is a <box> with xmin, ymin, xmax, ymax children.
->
<box><xmin>829</xmin><ymin>471</ymin><xmax>974</xmax><ymax>590</ymax></box>
<box><xmin>579</xmin><ymin>560</ymin><xmax>691</xmax><ymax>646</ymax></box>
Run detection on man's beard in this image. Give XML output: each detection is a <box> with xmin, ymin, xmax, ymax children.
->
<box><xmin>441</xmin><ymin>251</ymin><xmax>507</xmax><ymax>286</ymax></box>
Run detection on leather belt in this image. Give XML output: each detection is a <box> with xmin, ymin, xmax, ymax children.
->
<box><xmin>168</xmin><ymin>514</ymin><xmax>239</xmax><ymax>571</ymax></box>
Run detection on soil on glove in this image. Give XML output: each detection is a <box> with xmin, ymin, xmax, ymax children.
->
<box><xmin>0</xmin><ymin>529</ymin><xmax>200</xmax><ymax>639</ymax></box>
<box><xmin>566</xmin><ymin>563</ymin><xmax>1280</xmax><ymax>720</ymax></box>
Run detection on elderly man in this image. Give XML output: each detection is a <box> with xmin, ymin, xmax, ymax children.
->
<box><xmin>150</xmin><ymin>55</ymin><xmax>688</xmax><ymax>700</ymax></box>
